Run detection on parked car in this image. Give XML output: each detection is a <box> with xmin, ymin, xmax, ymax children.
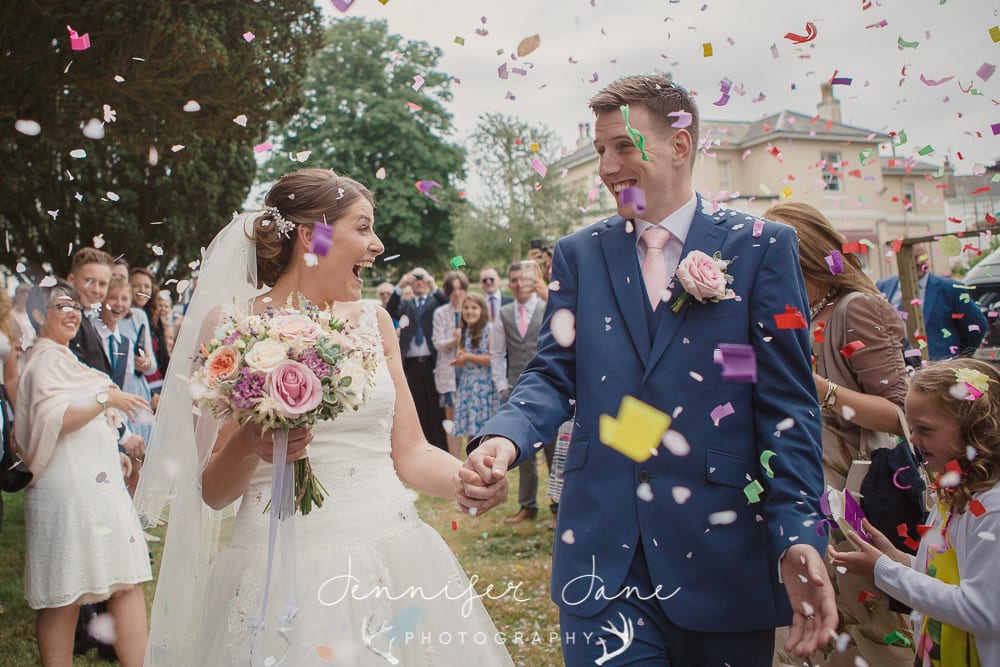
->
<box><xmin>964</xmin><ymin>246</ymin><xmax>1000</xmax><ymax>364</ymax></box>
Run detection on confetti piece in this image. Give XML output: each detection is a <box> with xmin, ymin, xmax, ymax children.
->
<box><xmin>316</xmin><ymin>645</ymin><xmax>337</xmax><ymax>662</ymax></box>
<box><xmin>662</xmin><ymin>430</ymin><xmax>690</xmax><ymax>456</ymax></box>
<box><xmin>310</xmin><ymin>222</ymin><xmax>333</xmax><ymax>256</ymax></box>
<box><xmin>919</xmin><ymin>74</ymin><xmax>954</xmax><ymax>86</ymax></box>
<box><xmin>550</xmin><ymin>308</ymin><xmax>576</xmax><ymax>347</ymax></box>
<box><xmin>897</xmin><ymin>36</ymin><xmax>919</xmax><ymax>49</ymax></box>
<box><xmin>830</xmin><ymin>77</ymin><xmax>853</xmax><ymax>86</ymax></box>
<box><xmin>709</xmin><ymin>402</ymin><xmax>735</xmax><ymax>426</ymax></box>
<box><xmin>183</xmin><ymin>100</ymin><xmax>201</xmax><ymax>112</ymax></box>
<box><xmin>825</xmin><ymin>250</ymin><xmax>844</xmax><ymax>275</ymax></box>
<box><xmin>450</xmin><ymin>520</ymin><xmax>457</xmax><ymax>531</ymax></box>
<box><xmin>411</xmin><ymin>75</ymin><xmax>425</xmax><ymax>92</ymax></box>
<box><xmin>702</xmin><ymin>42</ymin><xmax>713</xmax><ymax>57</ymax></box>
<box><xmin>891</xmin><ymin>129</ymin><xmax>908</xmax><ymax>146</ymax></box>
<box><xmin>978</xmin><ymin>531</ymin><xmax>996</xmax><ymax>542</ymax></box>
<box><xmin>708</xmin><ymin>510</ymin><xmax>737</xmax><ymax>525</ymax></box>
<box><xmin>450</xmin><ymin>256</ymin><xmax>466</xmax><ymax>269</ymax></box>
<box><xmin>664</xmin><ymin>111</ymin><xmax>692</xmax><ymax>130</ymax></box>
<box><xmin>969</xmin><ymin>499</ymin><xmax>987</xmax><ymax>517</ymax></box>
<box><xmin>784</xmin><ymin>22</ymin><xmax>818</xmax><ymax>44</ymax></box>
<box><xmin>840</xmin><ymin>341</ymin><xmax>865</xmax><ymax>359</ymax></box>
<box><xmin>516</xmin><ymin>34</ymin><xmax>541</xmax><ymax>57</ymax></box>
<box><xmin>770</xmin><ymin>43</ymin><xmax>779</xmax><ymax>59</ymax></box>
<box><xmin>70</xmin><ymin>148</ymin><xmax>87</xmax><ymax>159</ymax></box>
<box><xmin>233</xmin><ymin>114</ymin><xmax>248</xmax><ymax>127</ymax></box>
<box><xmin>752</xmin><ymin>220</ymin><xmax>764</xmax><ymax>237</ymax></box>
<box><xmin>938</xmin><ymin>235</ymin><xmax>962</xmax><ymax>256</ymax></box>
<box><xmin>561</xmin><ymin>529</ymin><xmax>575</xmax><ymax>544</ymax></box>
<box><xmin>859</xmin><ymin>148</ymin><xmax>873</xmax><ymax>166</ymax></box>
<box><xmin>454</xmin><ymin>36</ymin><xmax>465</xmax><ymax>46</ymax></box>
<box><xmin>991</xmin><ymin>26</ymin><xmax>1000</xmax><ymax>43</ymax></box>
<box><xmin>531</xmin><ymin>159</ymin><xmax>547</xmax><ymax>177</ymax></box>
<box><xmin>329</xmin><ymin>0</ymin><xmax>356</xmax><ymax>11</ymax></box>
<box><xmin>760</xmin><ymin>450</ymin><xmax>776</xmax><ymax>478</ymax></box>
<box><xmin>415</xmin><ymin>180</ymin><xmax>442</xmax><ymax>202</ymax></box>
<box><xmin>620</xmin><ymin>105</ymin><xmax>649</xmax><ymax>161</ymax></box>
<box><xmin>406</xmin><ymin>101</ymin><xmax>422</xmax><ymax>111</ymax></box>
<box><xmin>253</xmin><ymin>141</ymin><xmax>272</xmax><ymax>153</ymax></box>
<box><xmin>82</xmin><ymin>119</ymin><xmax>104</xmax><ymax>140</ymax></box>
<box><xmin>714</xmin><ymin>343</ymin><xmax>757</xmax><ymax>382</ymax></box>
<box><xmin>15</xmin><ymin>119</ymin><xmax>41</xmax><ymax>136</ymax></box>
<box><xmin>977</xmin><ymin>62</ymin><xmax>996</xmax><ymax>82</ymax></box>
<box><xmin>242</xmin><ymin>31</ymin><xmax>255</xmax><ymax>42</ymax></box>
<box><xmin>636</xmin><ymin>482</ymin><xmax>654</xmax><ymax>502</ymax></box>
<box><xmin>67</xmin><ymin>25</ymin><xmax>91</xmax><ymax>51</ymax></box>
<box><xmin>39</xmin><ymin>276</ymin><xmax>58</xmax><ymax>288</ymax></box>
<box><xmin>672</xmin><ymin>486</ymin><xmax>692</xmax><ymax>504</ymax></box>
<box><xmin>619</xmin><ymin>186</ymin><xmax>646</xmax><ymax>214</ymax></box>
<box><xmin>917</xmin><ymin>145</ymin><xmax>934</xmax><ymax>156</ymax></box>
<box><xmin>884</xmin><ymin>631</ymin><xmax>912</xmax><ymax>647</ymax></box>
<box><xmin>744</xmin><ymin>479</ymin><xmax>765</xmax><ymax>503</ymax></box>
<box><xmin>774</xmin><ymin>305</ymin><xmax>807</xmax><ymax>329</ymax></box>
<box><xmin>892</xmin><ymin>466</ymin><xmax>913</xmax><ymax>490</ymax></box>
<box><xmin>599</xmin><ymin>395</ymin><xmax>671</xmax><ymax>462</ymax></box>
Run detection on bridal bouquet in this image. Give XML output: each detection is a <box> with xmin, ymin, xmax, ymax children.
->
<box><xmin>189</xmin><ymin>295</ymin><xmax>378</xmax><ymax>514</ymax></box>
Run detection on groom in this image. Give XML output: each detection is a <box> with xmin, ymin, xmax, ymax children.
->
<box><xmin>463</xmin><ymin>75</ymin><xmax>836</xmax><ymax>665</ymax></box>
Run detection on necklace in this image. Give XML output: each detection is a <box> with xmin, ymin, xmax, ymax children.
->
<box><xmin>809</xmin><ymin>287</ymin><xmax>839</xmax><ymax>320</ymax></box>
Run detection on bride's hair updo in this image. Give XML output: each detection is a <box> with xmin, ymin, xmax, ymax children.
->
<box><xmin>250</xmin><ymin>168</ymin><xmax>375</xmax><ymax>288</ymax></box>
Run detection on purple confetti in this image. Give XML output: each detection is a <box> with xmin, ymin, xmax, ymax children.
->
<box><xmin>310</xmin><ymin>222</ymin><xmax>333</xmax><ymax>256</ymax></box>
<box><xmin>714</xmin><ymin>343</ymin><xmax>757</xmax><ymax>382</ymax></box>
<box><xmin>830</xmin><ymin>77</ymin><xmax>853</xmax><ymax>86</ymax></box>
<box><xmin>991</xmin><ymin>122</ymin><xmax>1000</xmax><ymax>136</ymax></box>
<box><xmin>620</xmin><ymin>186</ymin><xmax>646</xmax><ymax>214</ymax></box>
<box><xmin>977</xmin><ymin>62</ymin><xmax>996</xmax><ymax>82</ymax></box>
<box><xmin>825</xmin><ymin>250</ymin><xmax>844</xmax><ymax>275</ymax></box>
<box><xmin>710</xmin><ymin>402</ymin><xmax>735</xmax><ymax>426</ymax></box>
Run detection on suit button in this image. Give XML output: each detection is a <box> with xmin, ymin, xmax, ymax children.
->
<box><xmin>638</xmin><ymin>470</ymin><xmax>651</xmax><ymax>483</ymax></box>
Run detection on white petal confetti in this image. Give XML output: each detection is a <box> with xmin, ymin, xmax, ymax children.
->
<box><xmin>69</xmin><ymin>149</ymin><xmax>87</xmax><ymax>159</ymax></box>
<box><xmin>294</xmin><ymin>150</ymin><xmax>312</xmax><ymax>163</ymax></box>
<box><xmin>548</xmin><ymin>280</ymin><xmax>560</xmax><ymax>291</ymax></box>
<box><xmin>303</xmin><ymin>252</ymin><xmax>318</xmax><ymax>267</ymax></box>
<box><xmin>170</xmin><ymin>144</ymin><xmax>185</xmax><ymax>152</ymax></box>
<box><xmin>671</xmin><ymin>486</ymin><xmax>691</xmax><ymax>504</ymax></box>
<box><xmin>148</xmin><ymin>146</ymin><xmax>159</xmax><ymax>166</ymax></box>
<box><xmin>375</xmin><ymin>166</ymin><xmax>387</xmax><ymax>180</ymax></box>
<box><xmin>15</xmin><ymin>263</ymin><xmax>26</xmax><ymax>273</ymax></box>
<box><xmin>92</xmin><ymin>234</ymin><xmax>105</xmax><ymax>248</ymax></box>
<box><xmin>105</xmin><ymin>191</ymin><xmax>120</xmax><ymax>202</ymax></box>
<box><xmin>978</xmin><ymin>531</ymin><xmax>996</xmax><ymax>542</ymax></box>
<box><xmin>560</xmin><ymin>529</ymin><xmax>575</xmax><ymax>544</ymax></box>
<box><xmin>15</xmin><ymin>119</ymin><xmax>41</xmax><ymax>136</ymax></box>
<box><xmin>88</xmin><ymin>614</ymin><xmax>117</xmax><ymax>644</ymax></box>
<box><xmin>636</xmin><ymin>482</ymin><xmax>653</xmax><ymax>502</ymax></box>
<box><xmin>176</xmin><ymin>279</ymin><xmax>191</xmax><ymax>295</ymax></box>
<box><xmin>183</xmin><ymin>100</ymin><xmax>201</xmax><ymax>112</ymax></box>
<box><xmin>550</xmin><ymin>308</ymin><xmax>576</xmax><ymax>347</ymax></box>
<box><xmin>841</xmin><ymin>405</ymin><xmax>856</xmax><ymax>421</ymax></box>
<box><xmin>82</xmin><ymin>118</ymin><xmax>105</xmax><ymax>139</ymax></box>
<box><xmin>708</xmin><ymin>510</ymin><xmax>738</xmax><ymax>525</ymax></box>
<box><xmin>443</xmin><ymin>419</ymin><xmax>455</xmax><ymax>434</ymax></box>
<box><xmin>938</xmin><ymin>471</ymin><xmax>962</xmax><ymax>488</ymax></box>
<box><xmin>663</xmin><ymin>430</ymin><xmax>691</xmax><ymax>456</ymax></box>
<box><xmin>151</xmin><ymin>245</ymin><xmax>164</xmax><ymax>257</ymax></box>
<box><xmin>233</xmin><ymin>114</ymin><xmax>248</xmax><ymax>127</ymax></box>
<box><xmin>39</xmin><ymin>276</ymin><xmax>58</xmax><ymax>287</ymax></box>
<box><xmin>775</xmin><ymin>417</ymin><xmax>795</xmax><ymax>432</ymax></box>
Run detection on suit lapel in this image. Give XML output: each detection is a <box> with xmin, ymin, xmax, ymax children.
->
<box><xmin>599</xmin><ymin>216</ymin><xmax>650</xmax><ymax>359</ymax></box>
<box><xmin>643</xmin><ymin>205</ymin><xmax>728</xmax><ymax>385</ymax></box>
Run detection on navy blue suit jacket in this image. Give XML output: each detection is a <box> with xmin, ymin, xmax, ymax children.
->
<box><xmin>386</xmin><ymin>289</ymin><xmax>447</xmax><ymax>363</ymax></box>
<box><xmin>876</xmin><ymin>274</ymin><xmax>988</xmax><ymax>360</ymax></box>
<box><xmin>475</xmin><ymin>197</ymin><xmax>825</xmax><ymax>631</ymax></box>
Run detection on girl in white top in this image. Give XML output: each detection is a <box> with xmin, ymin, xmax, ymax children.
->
<box><xmin>829</xmin><ymin>358</ymin><xmax>1000</xmax><ymax>667</ymax></box>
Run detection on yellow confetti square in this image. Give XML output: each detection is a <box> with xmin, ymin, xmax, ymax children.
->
<box><xmin>599</xmin><ymin>396</ymin><xmax>671</xmax><ymax>462</ymax></box>
<box><xmin>780</xmin><ymin>185</ymin><xmax>794</xmax><ymax>199</ymax></box>
<box><xmin>530</xmin><ymin>142</ymin><xmax>540</xmax><ymax>152</ymax></box>
<box><xmin>990</xmin><ymin>26</ymin><xmax>1000</xmax><ymax>42</ymax></box>
<box><xmin>703</xmin><ymin>42</ymin><xmax>713</xmax><ymax>57</ymax></box>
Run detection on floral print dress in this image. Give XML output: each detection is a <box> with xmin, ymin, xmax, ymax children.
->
<box><xmin>452</xmin><ymin>322</ymin><xmax>499</xmax><ymax>437</ymax></box>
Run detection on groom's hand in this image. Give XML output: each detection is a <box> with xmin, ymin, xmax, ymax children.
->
<box><xmin>781</xmin><ymin>544</ymin><xmax>837</xmax><ymax>657</ymax></box>
<box><xmin>455</xmin><ymin>437</ymin><xmax>517</xmax><ymax>515</ymax></box>
<box><xmin>465</xmin><ymin>436</ymin><xmax>517</xmax><ymax>484</ymax></box>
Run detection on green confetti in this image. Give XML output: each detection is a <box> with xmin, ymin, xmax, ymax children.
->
<box><xmin>917</xmin><ymin>145</ymin><xmax>934</xmax><ymax>156</ymax></box>
<box><xmin>450</xmin><ymin>255</ymin><xmax>466</xmax><ymax>269</ymax></box>
<box><xmin>938</xmin><ymin>234</ymin><xmax>962</xmax><ymax>257</ymax></box>
<box><xmin>620</xmin><ymin>105</ymin><xmax>650</xmax><ymax>161</ymax></box>
<box><xmin>884</xmin><ymin>630</ymin><xmax>913</xmax><ymax>647</ymax></box>
<box><xmin>760</xmin><ymin>450</ymin><xmax>777</xmax><ymax>478</ymax></box>
<box><xmin>991</xmin><ymin>173</ymin><xmax>1000</xmax><ymax>182</ymax></box>
<box><xmin>941</xmin><ymin>329</ymin><xmax>952</xmax><ymax>339</ymax></box>
<box><xmin>897</xmin><ymin>36</ymin><xmax>920</xmax><ymax>49</ymax></box>
<box><xmin>454</xmin><ymin>36</ymin><xmax>465</xmax><ymax>46</ymax></box>
<box><xmin>892</xmin><ymin>129</ymin><xmax>908</xmax><ymax>146</ymax></box>
<box><xmin>744</xmin><ymin>479</ymin><xmax>765</xmax><ymax>503</ymax></box>
<box><xmin>859</xmin><ymin>148</ymin><xmax>873</xmax><ymax>166</ymax></box>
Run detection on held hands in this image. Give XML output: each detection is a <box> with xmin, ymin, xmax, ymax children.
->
<box><xmin>241</xmin><ymin>425</ymin><xmax>314</xmax><ymax>464</ymax></box>
<box><xmin>121</xmin><ymin>434</ymin><xmax>146</xmax><ymax>461</ymax></box>
<box><xmin>456</xmin><ymin>436</ymin><xmax>518</xmax><ymax>515</ymax></box>
<box><xmin>108</xmin><ymin>387</ymin><xmax>152</xmax><ymax>422</ymax></box>
<box><xmin>119</xmin><ymin>452</ymin><xmax>133</xmax><ymax>479</ymax></box>
<box><xmin>781</xmin><ymin>544</ymin><xmax>838</xmax><ymax>657</ymax></box>
<box><xmin>828</xmin><ymin>518</ymin><xmax>910</xmax><ymax>578</ymax></box>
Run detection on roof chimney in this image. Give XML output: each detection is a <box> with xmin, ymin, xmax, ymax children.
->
<box><xmin>576</xmin><ymin>122</ymin><xmax>592</xmax><ymax>150</ymax></box>
<box><xmin>817</xmin><ymin>83</ymin><xmax>841</xmax><ymax>124</ymax></box>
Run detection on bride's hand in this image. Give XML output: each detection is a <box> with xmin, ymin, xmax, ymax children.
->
<box><xmin>242</xmin><ymin>425</ymin><xmax>314</xmax><ymax>463</ymax></box>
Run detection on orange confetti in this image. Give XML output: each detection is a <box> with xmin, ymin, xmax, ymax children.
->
<box><xmin>316</xmin><ymin>645</ymin><xmax>336</xmax><ymax>662</ymax></box>
<box><xmin>516</xmin><ymin>34</ymin><xmax>541</xmax><ymax>57</ymax></box>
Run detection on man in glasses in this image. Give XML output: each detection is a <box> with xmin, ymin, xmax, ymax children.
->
<box><xmin>478</xmin><ymin>267</ymin><xmax>511</xmax><ymax>322</ymax></box>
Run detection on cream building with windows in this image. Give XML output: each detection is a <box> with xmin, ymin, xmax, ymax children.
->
<box><xmin>556</xmin><ymin>84</ymin><xmax>953</xmax><ymax>282</ymax></box>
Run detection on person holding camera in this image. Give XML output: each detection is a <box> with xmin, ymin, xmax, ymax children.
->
<box><xmin>386</xmin><ymin>267</ymin><xmax>449</xmax><ymax>451</ymax></box>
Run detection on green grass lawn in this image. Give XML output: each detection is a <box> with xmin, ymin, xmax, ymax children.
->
<box><xmin>0</xmin><ymin>476</ymin><xmax>562</xmax><ymax>666</ymax></box>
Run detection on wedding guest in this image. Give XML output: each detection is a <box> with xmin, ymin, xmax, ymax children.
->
<box><xmin>766</xmin><ymin>201</ymin><xmax>915</xmax><ymax>666</ymax></box>
<box><xmin>386</xmin><ymin>267</ymin><xmax>449</xmax><ymax>450</ymax></box>
<box><xmin>452</xmin><ymin>293</ymin><xmax>499</xmax><ymax>440</ymax></box>
<box><xmin>15</xmin><ymin>280</ymin><xmax>151</xmax><ymax>667</ymax></box>
<box><xmin>830</xmin><ymin>358</ymin><xmax>1000</xmax><ymax>667</ymax></box>
<box><xmin>132</xmin><ymin>269</ymin><xmax>170</xmax><ymax>402</ymax></box>
<box><xmin>479</xmin><ymin>266</ymin><xmax>510</xmax><ymax>322</ymax></box>
<box><xmin>112</xmin><ymin>258</ymin><xmax>130</xmax><ymax>281</ymax></box>
<box><xmin>432</xmin><ymin>270</ymin><xmax>469</xmax><ymax>458</ymax></box>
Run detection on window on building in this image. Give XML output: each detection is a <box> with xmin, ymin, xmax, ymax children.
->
<box><xmin>821</xmin><ymin>152</ymin><xmax>841</xmax><ymax>191</ymax></box>
<box><xmin>903</xmin><ymin>182</ymin><xmax>917</xmax><ymax>215</ymax></box>
<box><xmin>717</xmin><ymin>159</ymin><xmax>732</xmax><ymax>191</ymax></box>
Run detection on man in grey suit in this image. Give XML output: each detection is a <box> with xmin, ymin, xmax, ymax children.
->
<box><xmin>490</xmin><ymin>261</ymin><xmax>554</xmax><ymax>525</ymax></box>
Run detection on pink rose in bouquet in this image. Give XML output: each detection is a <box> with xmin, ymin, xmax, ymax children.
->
<box><xmin>269</xmin><ymin>313</ymin><xmax>323</xmax><ymax>346</ymax></box>
<box><xmin>675</xmin><ymin>250</ymin><xmax>727</xmax><ymax>302</ymax></box>
<box><xmin>270</xmin><ymin>360</ymin><xmax>324</xmax><ymax>416</ymax></box>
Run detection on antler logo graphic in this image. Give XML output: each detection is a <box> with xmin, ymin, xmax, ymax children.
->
<box><xmin>594</xmin><ymin>612</ymin><xmax>635</xmax><ymax>665</ymax></box>
<box><xmin>361</xmin><ymin>613</ymin><xmax>400</xmax><ymax>665</ymax></box>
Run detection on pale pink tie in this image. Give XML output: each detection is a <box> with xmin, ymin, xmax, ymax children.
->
<box><xmin>517</xmin><ymin>303</ymin><xmax>529</xmax><ymax>337</ymax></box>
<box><xmin>641</xmin><ymin>226</ymin><xmax>672</xmax><ymax>310</ymax></box>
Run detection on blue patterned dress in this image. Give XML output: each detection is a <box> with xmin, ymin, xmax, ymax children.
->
<box><xmin>452</xmin><ymin>323</ymin><xmax>499</xmax><ymax>437</ymax></box>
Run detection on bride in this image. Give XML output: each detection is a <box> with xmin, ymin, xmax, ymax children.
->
<box><xmin>135</xmin><ymin>168</ymin><xmax>513</xmax><ymax>666</ymax></box>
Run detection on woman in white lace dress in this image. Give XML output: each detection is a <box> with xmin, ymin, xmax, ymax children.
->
<box><xmin>137</xmin><ymin>169</ymin><xmax>512</xmax><ymax>666</ymax></box>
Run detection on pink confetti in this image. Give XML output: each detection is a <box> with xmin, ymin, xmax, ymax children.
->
<box><xmin>242</xmin><ymin>31</ymin><xmax>255</xmax><ymax>42</ymax></box>
<box><xmin>67</xmin><ymin>25</ymin><xmax>91</xmax><ymax>51</ymax></box>
<box><xmin>770</xmin><ymin>43</ymin><xmax>779</xmax><ymax>59</ymax></box>
<box><xmin>976</xmin><ymin>62</ymin><xmax>996</xmax><ymax>82</ymax></box>
<box><xmin>330</xmin><ymin>0</ymin><xmax>356</xmax><ymax>11</ymax></box>
<box><xmin>406</xmin><ymin>102</ymin><xmax>422</xmax><ymax>111</ymax></box>
<box><xmin>253</xmin><ymin>141</ymin><xmax>272</xmax><ymax>153</ymax></box>
<box><xmin>412</xmin><ymin>75</ymin><xmax>425</xmax><ymax>91</ymax></box>
<box><xmin>752</xmin><ymin>220</ymin><xmax>764</xmax><ymax>237</ymax></box>
<box><xmin>531</xmin><ymin>159</ymin><xmax>547</xmax><ymax>177</ymax></box>
<box><xmin>497</xmin><ymin>63</ymin><xmax>509</xmax><ymax>80</ymax></box>
<box><xmin>919</xmin><ymin>74</ymin><xmax>954</xmax><ymax>86</ymax></box>
<box><xmin>892</xmin><ymin>466</ymin><xmax>913</xmax><ymax>490</ymax></box>
<box><xmin>668</xmin><ymin>111</ymin><xmax>692</xmax><ymax>128</ymax></box>
<box><xmin>710</xmin><ymin>402</ymin><xmax>735</xmax><ymax>426</ymax></box>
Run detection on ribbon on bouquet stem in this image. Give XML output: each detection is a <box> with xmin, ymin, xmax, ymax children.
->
<box><xmin>249</xmin><ymin>430</ymin><xmax>300</xmax><ymax>666</ymax></box>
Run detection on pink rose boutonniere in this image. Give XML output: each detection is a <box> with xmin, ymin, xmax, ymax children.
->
<box><xmin>671</xmin><ymin>250</ymin><xmax>735</xmax><ymax>313</ymax></box>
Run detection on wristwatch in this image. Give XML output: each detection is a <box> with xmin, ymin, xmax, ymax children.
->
<box><xmin>97</xmin><ymin>391</ymin><xmax>110</xmax><ymax>410</ymax></box>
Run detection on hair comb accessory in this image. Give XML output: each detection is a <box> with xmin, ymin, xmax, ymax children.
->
<box><xmin>265</xmin><ymin>205</ymin><xmax>296</xmax><ymax>239</ymax></box>
<box><xmin>955</xmin><ymin>368</ymin><xmax>993</xmax><ymax>399</ymax></box>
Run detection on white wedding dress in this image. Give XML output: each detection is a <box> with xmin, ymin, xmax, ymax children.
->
<box><xmin>187</xmin><ymin>304</ymin><xmax>514</xmax><ymax>666</ymax></box>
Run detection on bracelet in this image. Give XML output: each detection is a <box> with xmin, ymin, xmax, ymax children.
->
<box><xmin>821</xmin><ymin>381</ymin><xmax>839</xmax><ymax>409</ymax></box>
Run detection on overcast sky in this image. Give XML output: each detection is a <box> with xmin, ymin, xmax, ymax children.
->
<box><xmin>322</xmin><ymin>0</ymin><xmax>998</xmax><ymax>188</ymax></box>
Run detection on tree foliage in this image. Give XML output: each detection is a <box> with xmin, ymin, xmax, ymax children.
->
<box><xmin>262</xmin><ymin>18</ymin><xmax>466</xmax><ymax>280</ymax></box>
<box><xmin>458</xmin><ymin>113</ymin><xmax>584</xmax><ymax>268</ymax></box>
<box><xmin>0</xmin><ymin>1</ymin><xmax>323</xmax><ymax>281</ymax></box>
